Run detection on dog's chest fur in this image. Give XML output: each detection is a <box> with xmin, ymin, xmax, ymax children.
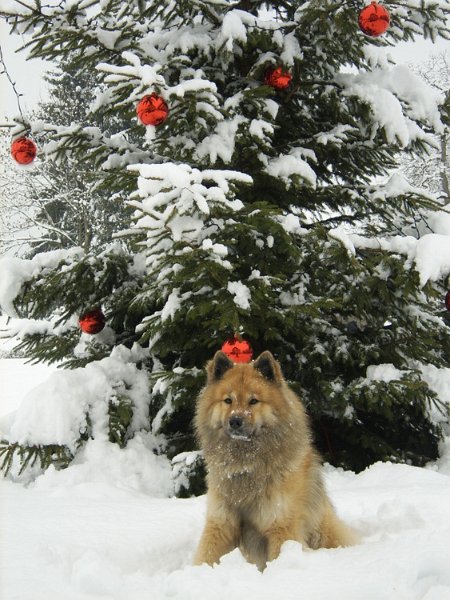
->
<box><xmin>217</xmin><ymin>467</ymin><xmax>274</xmax><ymax>507</ymax></box>
<box><xmin>208</xmin><ymin>443</ymin><xmax>302</xmax><ymax>522</ymax></box>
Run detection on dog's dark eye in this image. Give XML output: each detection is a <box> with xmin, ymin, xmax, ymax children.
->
<box><xmin>249</xmin><ymin>398</ymin><xmax>259</xmax><ymax>405</ymax></box>
<box><xmin>224</xmin><ymin>397</ymin><xmax>232</xmax><ymax>405</ymax></box>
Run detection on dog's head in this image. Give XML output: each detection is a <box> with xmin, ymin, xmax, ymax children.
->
<box><xmin>197</xmin><ymin>350</ymin><xmax>288</xmax><ymax>442</ymax></box>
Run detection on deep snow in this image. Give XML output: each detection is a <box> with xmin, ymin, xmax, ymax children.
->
<box><xmin>1</xmin><ymin>359</ymin><xmax>450</xmax><ymax>600</ymax></box>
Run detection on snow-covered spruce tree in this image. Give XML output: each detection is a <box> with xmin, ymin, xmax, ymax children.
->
<box><xmin>1</xmin><ymin>1</ymin><xmax>450</xmax><ymax>492</ymax></box>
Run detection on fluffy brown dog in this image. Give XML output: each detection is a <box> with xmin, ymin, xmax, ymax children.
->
<box><xmin>193</xmin><ymin>351</ymin><xmax>357</xmax><ymax>570</ymax></box>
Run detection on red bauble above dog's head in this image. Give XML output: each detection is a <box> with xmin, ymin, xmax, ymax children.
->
<box><xmin>221</xmin><ymin>336</ymin><xmax>253</xmax><ymax>363</ymax></box>
<box><xmin>136</xmin><ymin>93</ymin><xmax>169</xmax><ymax>126</ymax></box>
<box><xmin>264</xmin><ymin>66</ymin><xmax>292</xmax><ymax>90</ymax></box>
<box><xmin>445</xmin><ymin>290</ymin><xmax>450</xmax><ymax>312</ymax></box>
<box><xmin>79</xmin><ymin>308</ymin><xmax>106</xmax><ymax>334</ymax></box>
<box><xmin>358</xmin><ymin>1</ymin><xmax>390</xmax><ymax>37</ymax></box>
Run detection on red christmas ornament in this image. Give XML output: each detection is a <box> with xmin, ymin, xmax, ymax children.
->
<box><xmin>136</xmin><ymin>93</ymin><xmax>169</xmax><ymax>126</ymax></box>
<box><xmin>264</xmin><ymin>66</ymin><xmax>292</xmax><ymax>90</ymax></box>
<box><xmin>358</xmin><ymin>1</ymin><xmax>390</xmax><ymax>37</ymax></box>
<box><xmin>11</xmin><ymin>137</ymin><xmax>37</xmax><ymax>165</ymax></box>
<box><xmin>221</xmin><ymin>336</ymin><xmax>253</xmax><ymax>363</ymax></box>
<box><xmin>445</xmin><ymin>291</ymin><xmax>450</xmax><ymax>312</ymax></box>
<box><xmin>79</xmin><ymin>309</ymin><xmax>106</xmax><ymax>334</ymax></box>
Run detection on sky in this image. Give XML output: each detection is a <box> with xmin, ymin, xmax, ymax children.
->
<box><xmin>0</xmin><ymin>20</ymin><xmax>51</xmax><ymax>121</ymax></box>
<box><xmin>0</xmin><ymin>17</ymin><xmax>449</xmax><ymax>121</ymax></box>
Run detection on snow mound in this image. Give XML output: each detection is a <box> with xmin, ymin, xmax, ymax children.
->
<box><xmin>33</xmin><ymin>436</ymin><xmax>173</xmax><ymax>498</ymax></box>
<box><xmin>2</xmin><ymin>460</ymin><xmax>450</xmax><ymax>600</ymax></box>
<box><xmin>2</xmin><ymin>345</ymin><xmax>151</xmax><ymax>451</ymax></box>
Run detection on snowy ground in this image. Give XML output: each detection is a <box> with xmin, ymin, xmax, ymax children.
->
<box><xmin>1</xmin><ymin>359</ymin><xmax>450</xmax><ymax>600</ymax></box>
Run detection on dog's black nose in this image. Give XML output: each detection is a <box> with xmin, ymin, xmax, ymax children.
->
<box><xmin>229</xmin><ymin>415</ymin><xmax>243</xmax><ymax>430</ymax></box>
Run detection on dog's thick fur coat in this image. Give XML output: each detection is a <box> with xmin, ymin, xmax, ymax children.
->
<box><xmin>194</xmin><ymin>351</ymin><xmax>357</xmax><ymax>570</ymax></box>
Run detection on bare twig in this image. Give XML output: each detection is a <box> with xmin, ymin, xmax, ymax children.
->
<box><xmin>0</xmin><ymin>44</ymin><xmax>25</xmax><ymax>121</ymax></box>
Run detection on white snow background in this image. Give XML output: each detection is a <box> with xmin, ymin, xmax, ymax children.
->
<box><xmin>1</xmin><ymin>358</ymin><xmax>450</xmax><ymax>600</ymax></box>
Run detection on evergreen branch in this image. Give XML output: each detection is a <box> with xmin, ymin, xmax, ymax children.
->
<box><xmin>0</xmin><ymin>234</ymin><xmax>63</xmax><ymax>244</ymax></box>
<box><xmin>302</xmin><ymin>214</ymin><xmax>361</xmax><ymax>229</ymax></box>
<box><xmin>301</xmin><ymin>79</ymin><xmax>342</xmax><ymax>88</ymax></box>
<box><xmin>78</xmin><ymin>0</ymin><xmax>100</xmax><ymax>9</ymax></box>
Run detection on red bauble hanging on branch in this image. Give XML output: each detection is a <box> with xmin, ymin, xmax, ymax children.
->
<box><xmin>79</xmin><ymin>309</ymin><xmax>106</xmax><ymax>334</ymax></box>
<box><xmin>264</xmin><ymin>66</ymin><xmax>292</xmax><ymax>90</ymax></box>
<box><xmin>11</xmin><ymin>137</ymin><xmax>37</xmax><ymax>165</ymax></box>
<box><xmin>136</xmin><ymin>93</ymin><xmax>169</xmax><ymax>126</ymax></box>
<box><xmin>445</xmin><ymin>291</ymin><xmax>450</xmax><ymax>312</ymax></box>
<box><xmin>358</xmin><ymin>2</ymin><xmax>390</xmax><ymax>37</ymax></box>
<box><xmin>221</xmin><ymin>336</ymin><xmax>253</xmax><ymax>363</ymax></box>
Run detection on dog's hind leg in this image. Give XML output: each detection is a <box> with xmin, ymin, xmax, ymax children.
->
<box><xmin>317</xmin><ymin>502</ymin><xmax>359</xmax><ymax>549</ymax></box>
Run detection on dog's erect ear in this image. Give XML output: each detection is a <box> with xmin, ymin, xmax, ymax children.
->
<box><xmin>253</xmin><ymin>351</ymin><xmax>283</xmax><ymax>384</ymax></box>
<box><xmin>207</xmin><ymin>351</ymin><xmax>234</xmax><ymax>382</ymax></box>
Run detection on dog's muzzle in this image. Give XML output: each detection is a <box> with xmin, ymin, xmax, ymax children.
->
<box><xmin>227</xmin><ymin>415</ymin><xmax>252</xmax><ymax>441</ymax></box>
